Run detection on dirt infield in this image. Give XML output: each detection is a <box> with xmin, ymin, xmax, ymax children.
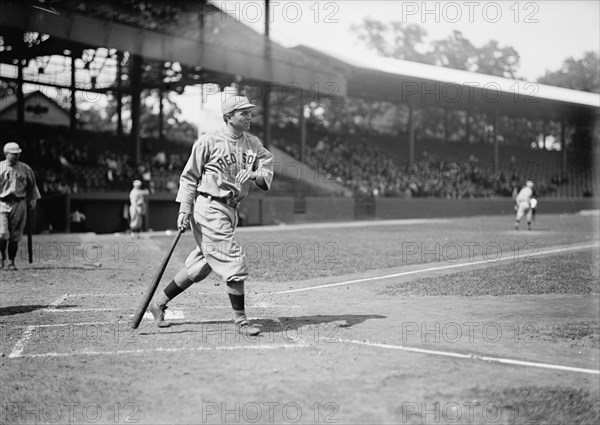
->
<box><xmin>1</xmin><ymin>213</ymin><xmax>599</xmax><ymax>424</ymax></box>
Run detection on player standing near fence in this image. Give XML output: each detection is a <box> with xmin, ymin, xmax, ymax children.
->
<box><xmin>0</xmin><ymin>142</ymin><xmax>41</xmax><ymax>270</ymax></box>
<box><xmin>148</xmin><ymin>96</ymin><xmax>274</xmax><ymax>335</ymax></box>
<box><xmin>129</xmin><ymin>179</ymin><xmax>151</xmax><ymax>238</ymax></box>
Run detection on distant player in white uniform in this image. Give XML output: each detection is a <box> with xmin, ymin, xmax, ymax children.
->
<box><xmin>514</xmin><ymin>180</ymin><xmax>536</xmax><ymax>231</ymax></box>
<box><xmin>148</xmin><ymin>96</ymin><xmax>274</xmax><ymax>335</ymax></box>
<box><xmin>128</xmin><ymin>179</ymin><xmax>150</xmax><ymax>238</ymax></box>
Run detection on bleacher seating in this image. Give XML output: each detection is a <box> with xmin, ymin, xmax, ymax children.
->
<box><xmin>2</xmin><ymin>120</ymin><xmax>596</xmax><ymax>199</ymax></box>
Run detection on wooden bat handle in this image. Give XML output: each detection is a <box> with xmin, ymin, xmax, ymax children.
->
<box><xmin>130</xmin><ymin>229</ymin><xmax>183</xmax><ymax>329</ymax></box>
<box><xmin>26</xmin><ymin>208</ymin><xmax>33</xmax><ymax>264</ymax></box>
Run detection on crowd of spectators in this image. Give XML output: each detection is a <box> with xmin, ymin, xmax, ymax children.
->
<box><xmin>19</xmin><ymin>131</ymin><xmax>189</xmax><ymax>195</ymax></box>
<box><xmin>19</xmin><ymin>127</ymin><xmax>560</xmax><ymax>199</ymax></box>
<box><xmin>275</xmin><ymin>133</ymin><xmax>558</xmax><ymax>199</ymax></box>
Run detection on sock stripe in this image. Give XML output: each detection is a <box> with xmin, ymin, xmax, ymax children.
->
<box><xmin>164</xmin><ymin>281</ymin><xmax>184</xmax><ymax>300</ymax></box>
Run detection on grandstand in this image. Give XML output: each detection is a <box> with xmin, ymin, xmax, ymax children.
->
<box><xmin>0</xmin><ymin>1</ymin><xmax>598</xmax><ymax>233</ymax></box>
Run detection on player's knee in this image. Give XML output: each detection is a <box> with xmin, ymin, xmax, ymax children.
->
<box><xmin>9</xmin><ymin>233</ymin><xmax>23</xmax><ymax>242</ymax></box>
<box><xmin>187</xmin><ymin>261</ymin><xmax>212</xmax><ymax>282</ymax></box>
<box><xmin>226</xmin><ymin>280</ymin><xmax>244</xmax><ymax>296</ymax></box>
<box><xmin>194</xmin><ymin>266</ymin><xmax>212</xmax><ymax>282</ymax></box>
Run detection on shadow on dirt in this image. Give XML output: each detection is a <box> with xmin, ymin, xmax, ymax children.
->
<box><xmin>163</xmin><ymin>314</ymin><xmax>386</xmax><ymax>335</ymax></box>
<box><xmin>26</xmin><ymin>266</ymin><xmax>116</xmax><ymax>270</ymax></box>
<box><xmin>0</xmin><ymin>305</ymin><xmax>50</xmax><ymax>316</ymax></box>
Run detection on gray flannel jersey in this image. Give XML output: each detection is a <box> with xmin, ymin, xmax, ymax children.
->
<box><xmin>176</xmin><ymin>128</ymin><xmax>274</xmax><ymax>214</ymax></box>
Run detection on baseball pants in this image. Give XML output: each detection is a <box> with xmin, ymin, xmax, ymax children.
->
<box><xmin>515</xmin><ymin>201</ymin><xmax>532</xmax><ymax>222</ymax></box>
<box><xmin>0</xmin><ymin>199</ymin><xmax>27</xmax><ymax>242</ymax></box>
<box><xmin>184</xmin><ymin>194</ymin><xmax>247</xmax><ymax>294</ymax></box>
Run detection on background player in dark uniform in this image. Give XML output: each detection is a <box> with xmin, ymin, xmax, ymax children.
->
<box><xmin>0</xmin><ymin>142</ymin><xmax>41</xmax><ymax>270</ymax></box>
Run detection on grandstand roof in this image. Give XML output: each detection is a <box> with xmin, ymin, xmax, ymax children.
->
<box><xmin>0</xmin><ymin>1</ymin><xmax>347</xmax><ymax>96</ymax></box>
<box><xmin>295</xmin><ymin>46</ymin><xmax>600</xmax><ymax>122</ymax></box>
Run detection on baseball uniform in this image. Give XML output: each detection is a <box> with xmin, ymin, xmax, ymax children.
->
<box><xmin>0</xmin><ymin>142</ymin><xmax>41</xmax><ymax>270</ymax></box>
<box><xmin>176</xmin><ymin>126</ymin><xmax>274</xmax><ymax>283</ymax></box>
<box><xmin>514</xmin><ymin>181</ymin><xmax>534</xmax><ymax>230</ymax></box>
<box><xmin>129</xmin><ymin>180</ymin><xmax>150</xmax><ymax>236</ymax></box>
<box><xmin>149</xmin><ymin>96</ymin><xmax>274</xmax><ymax>335</ymax></box>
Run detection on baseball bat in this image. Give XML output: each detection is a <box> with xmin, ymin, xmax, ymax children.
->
<box><xmin>26</xmin><ymin>208</ymin><xmax>33</xmax><ymax>264</ymax></box>
<box><xmin>130</xmin><ymin>228</ymin><xmax>183</xmax><ymax>329</ymax></box>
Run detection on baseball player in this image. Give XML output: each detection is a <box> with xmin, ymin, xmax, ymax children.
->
<box><xmin>129</xmin><ymin>179</ymin><xmax>150</xmax><ymax>238</ymax></box>
<box><xmin>148</xmin><ymin>95</ymin><xmax>274</xmax><ymax>335</ymax></box>
<box><xmin>514</xmin><ymin>180</ymin><xmax>535</xmax><ymax>231</ymax></box>
<box><xmin>0</xmin><ymin>142</ymin><xmax>41</xmax><ymax>271</ymax></box>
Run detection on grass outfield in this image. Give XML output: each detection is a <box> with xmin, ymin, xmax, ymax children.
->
<box><xmin>1</xmin><ymin>213</ymin><xmax>598</xmax><ymax>424</ymax></box>
<box><xmin>376</xmin><ymin>250</ymin><xmax>599</xmax><ymax>297</ymax></box>
<box><xmin>154</xmin><ymin>213</ymin><xmax>599</xmax><ymax>282</ymax></box>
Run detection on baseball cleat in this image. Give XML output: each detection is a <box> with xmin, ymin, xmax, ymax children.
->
<box><xmin>148</xmin><ymin>300</ymin><xmax>171</xmax><ymax>328</ymax></box>
<box><xmin>6</xmin><ymin>263</ymin><xmax>17</xmax><ymax>271</ymax></box>
<box><xmin>236</xmin><ymin>320</ymin><xmax>261</xmax><ymax>336</ymax></box>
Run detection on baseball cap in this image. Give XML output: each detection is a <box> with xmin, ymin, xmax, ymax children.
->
<box><xmin>221</xmin><ymin>96</ymin><xmax>255</xmax><ymax>116</ymax></box>
<box><xmin>526</xmin><ymin>180</ymin><xmax>534</xmax><ymax>187</ymax></box>
<box><xmin>3</xmin><ymin>142</ymin><xmax>22</xmax><ymax>154</ymax></box>
<box><xmin>133</xmin><ymin>179</ymin><xmax>142</xmax><ymax>187</ymax></box>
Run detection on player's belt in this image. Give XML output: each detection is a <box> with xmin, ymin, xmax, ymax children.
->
<box><xmin>0</xmin><ymin>195</ymin><xmax>24</xmax><ymax>204</ymax></box>
<box><xmin>198</xmin><ymin>192</ymin><xmax>240</xmax><ymax>209</ymax></box>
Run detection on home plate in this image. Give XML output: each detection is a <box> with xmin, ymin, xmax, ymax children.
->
<box><xmin>133</xmin><ymin>310</ymin><xmax>185</xmax><ymax>320</ymax></box>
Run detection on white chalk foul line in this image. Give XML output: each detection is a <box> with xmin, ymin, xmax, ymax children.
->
<box><xmin>64</xmin><ymin>293</ymin><xmax>133</xmax><ymax>298</ymax></box>
<box><xmin>48</xmin><ymin>308</ymin><xmax>114</xmax><ymax>312</ymax></box>
<box><xmin>44</xmin><ymin>295</ymin><xmax>68</xmax><ymax>311</ymax></box>
<box><xmin>7</xmin><ymin>322</ymin><xmax>121</xmax><ymax>358</ymax></box>
<box><xmin>341</xmin><ymin>339</ymin><xmax>600</xmax><ymax>376</ymax></box>
<box><xmin>5</xmin><ymin>316</ymin><xmax>274</xmax><ymax>359</ymax></box>
<box><xmin>15</xmin><ymin>342</ymin><xmax>308</xmax><ymax>359</ymax></box>
<box><xmin>13</xmin><ymin>321</ymin><xmax>117</xmax><ymax>328</ymax></box>
<box><xmin>9</xmin><ymin>295</ymin><xmax>71</xmax><ymax>358</ymax></box>
<box><xmin>8</xmin><ymin>325</ymin><xmax>36</xmax><ymax>359</ymax></box>
<box><xmin>275</xmin><ymin>242</ymin><xmax>599</xmax><ymax>294</ymax></box>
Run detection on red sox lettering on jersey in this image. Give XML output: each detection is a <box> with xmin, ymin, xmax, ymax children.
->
<box><xmin>177</xmin><ymin>127</ymin><xmax>273</xmax><ymax>213</ymax></box>
<box><xmin>213</xmin><ymin>150</ymin><xmax>256</xmax><ymax>171</ymax></box>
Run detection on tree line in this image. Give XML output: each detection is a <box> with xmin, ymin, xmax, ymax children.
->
<box><xmin>267</xmin><ymin>19</ymin><xmax>598</xmax><ymax>152</ymax></box>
